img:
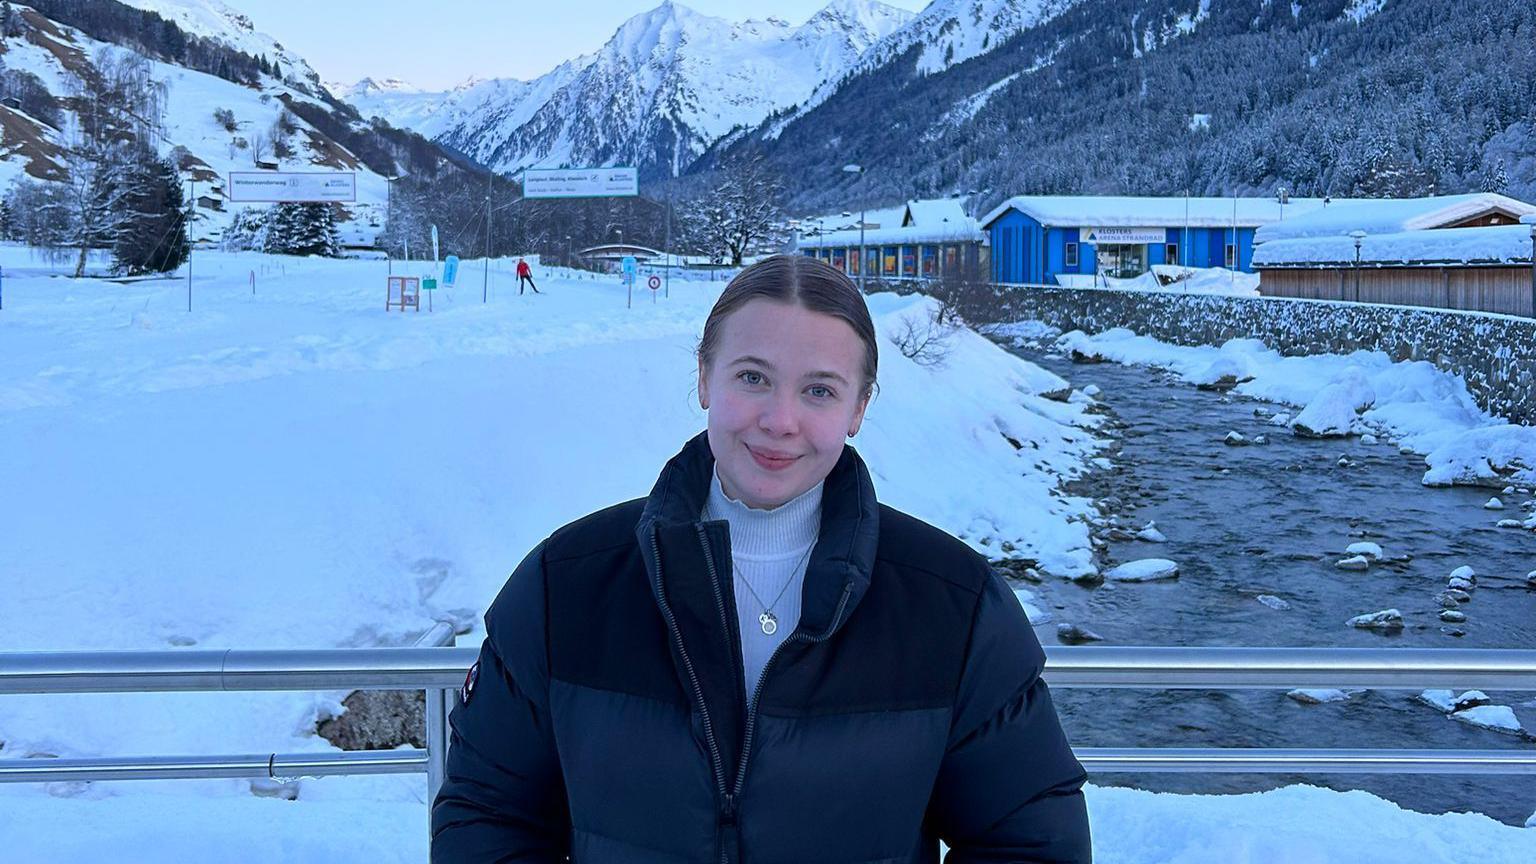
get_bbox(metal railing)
[3,645,1535,835]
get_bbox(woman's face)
[698,299,870,510]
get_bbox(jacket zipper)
[697,518,854,861]
[733,581,853,804]
[648,528,730,818]
[695,525,744,864]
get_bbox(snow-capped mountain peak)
[372,0,912,180]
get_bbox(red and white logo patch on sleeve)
[460,661,480,705]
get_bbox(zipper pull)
[721,793,738,826]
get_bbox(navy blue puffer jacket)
[432,433,1091,862]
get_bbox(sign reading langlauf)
[227,172,357,203]
[523,166,639,199]
[1084,227,1166,244]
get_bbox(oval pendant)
[759,612,778,635]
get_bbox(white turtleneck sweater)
[702,466,824,695]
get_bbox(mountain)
[706,0,1536,214]
[0,0,479,247]
[357,0,914,181]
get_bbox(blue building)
[979,195,1340,286]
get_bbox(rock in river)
[1105,559,1180,582]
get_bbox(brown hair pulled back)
[697,255,878,400]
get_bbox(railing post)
[424,630,457,844]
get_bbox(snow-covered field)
[2,248,1533,859]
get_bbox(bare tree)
[682,155,783,266]
[250,131,270,165]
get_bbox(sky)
[232,0,931,90]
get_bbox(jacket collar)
[637,431,879,636]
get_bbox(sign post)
[622,255,637,309]
[522,167,638,200]
[647,272,661,304]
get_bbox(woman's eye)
[738,371,764,386]
[808,385,834,399]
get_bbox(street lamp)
[842,163,866,293]
[1348,230,1366,303]
[1522,214,1536,318]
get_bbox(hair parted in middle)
[696,254,879,400]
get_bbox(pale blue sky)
[232,1,930,90]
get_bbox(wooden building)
[1253,194,1536,317]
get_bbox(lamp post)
[1522,214,1536,318]
[842,163,866,292]
[1349,230,1366,303]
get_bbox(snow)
[1346,609,1404,630]
[1292,370,1375,437]
[1038,329,1536,488]
[1346,542,1384,560]
[1254,193,1536,244]
[1,249,1533,858]
[1011,586,1052,625]
[1253,224,1536,268]
[1287,688,1355,704]
[1104,558,1180,582]
[0,250,1103,815]
[1449,705,1526,737]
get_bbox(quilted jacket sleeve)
[927,566,1092,863]
[431,542,571,862]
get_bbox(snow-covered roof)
[1253,224,1536,268]
[980,195,1341,230]
[903,198,970,228]
[1253,193,1536,243]
[796,197,983,248]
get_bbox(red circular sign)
[647,275,661,291]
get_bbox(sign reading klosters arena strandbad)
[227,172,357,203]
[523,167,639,199]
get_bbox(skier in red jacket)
[516,258,541,295]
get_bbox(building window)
[1225,243,1237,268]
[920,246,937,277]
[1065,242,1079,268]
[883,247,898,276]
[1165,243,1179,265]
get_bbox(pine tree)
[272,61,283,82]
[1,1,17,40]
[111,151,190,275]
[263,202,340,257]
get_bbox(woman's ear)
[697,358,710,410]
[847,392,870,437]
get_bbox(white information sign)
[1083,227,1165,244]
[228,172,356,203]
[524,167,639,199]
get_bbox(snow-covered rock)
[1224,430,1249,446]
[1485,497,1505,510]
[1135,522,1168,543]
[1270,413,1292,427]
[1450,705,1526,737]
[1056,623,1104,644]
[1081,384,1101,397]
[1192,355,1254,390]
[1287,688,1358,704]
[1105,559,1180,582]
[1453,691,1492,711]
[1335,555,1371,571]
[1449,565,1477,582]
[1439,609,1467,623]
[1360,433,1379,445]
[1345,542,1383,560]
[1292,371,1376,438]
[1346,609,1403,631]
[1012,586,1052,626]
[1497,519,1525,528]
[1416,689,1457,712]
[1256,594,1291,611]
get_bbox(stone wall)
[919,280,1536,426]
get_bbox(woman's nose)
[758,391,799,435]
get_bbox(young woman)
[432,255,1091,863]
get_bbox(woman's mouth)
[747,444,799,471]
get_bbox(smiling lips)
[747,443,800,471]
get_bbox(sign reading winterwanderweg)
[228,172,357,203]
[523,167,639,199]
